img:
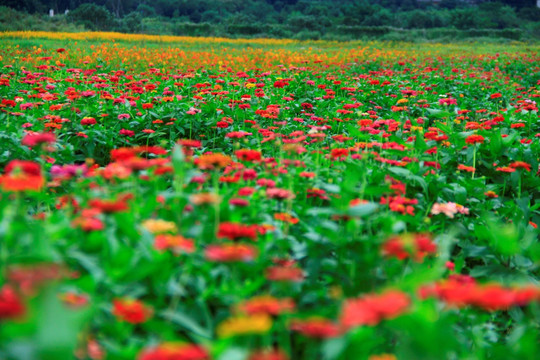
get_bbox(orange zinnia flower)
[274,213,299,224]
[194,153,232,170]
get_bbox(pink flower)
[119,129,135,137]
[22,132,56,147]
[20,103,34,110]
[431,202,469,218]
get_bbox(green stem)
[213,172,220,239]
[518,174,522,199]
[471,144,477,179]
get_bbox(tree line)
[1,0,539,41]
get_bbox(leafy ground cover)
[0,33,539,360]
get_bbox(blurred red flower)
[0,285,26,320]
[112,298,153,324]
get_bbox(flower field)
[0,33,539,360]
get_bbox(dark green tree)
[67,3,114,30]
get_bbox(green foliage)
[0,6,83,32]
[121,12,143,33]
[67,3,114,31]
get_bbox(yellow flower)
[142,219,178,234]
[217,314,272,338]
[396,98,408,104]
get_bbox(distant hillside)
[1,1,539,41]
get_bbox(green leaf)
[217,347,249,360]
[348,202,378,217]
[426,108,452,119]
[36,286,91,360]
[172,144,185,175]
[160,310,212,339]
[322,336,347,360]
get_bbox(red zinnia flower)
[0,285,26,320]
[340,290,410,328]
[81,117,97,125]
[88,195,132,213]
[457,164,475,173]
[382,233,436,261]
[72,216,104,232]
[465,135,485,145]
[290,318,342,338]
[119,129,135,137]
[205,244,258,262]
[112,298,153,324]
[236,149,262,162]
[509,161,531,172]
[178,139,202,148]
[330,148,349,160]
[217,222,259,241]
[496,166,515,173]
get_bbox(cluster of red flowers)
[380,195,418,215]
[419,275,540,311]
[290,289,411,338]
[340,290,411,328]
[217,222,260,241]
[382,233,437,262]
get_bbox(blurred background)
[0,1,539,42]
